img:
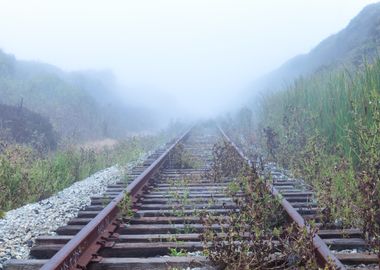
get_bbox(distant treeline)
[0,103,56,151]
[0,49,157,145]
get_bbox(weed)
[350,103,380,264]
[207,140,249,182]
[263,126,279,161]
[0,134,162,211]
[202,140,329,269]
[118,192,134,220]
[122,171,130,184]
[202,169,327,269]
[102,195,111,207]
[167,175,198,234]
[169,247,188,256]
[280,223,322,269]
[251,58,380,232]
[169,143,202,169]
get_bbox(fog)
[0,0,376,121]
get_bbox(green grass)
[256,58,380,227]
[0,134,167,212]
[168,247,188,256]
[259,59,380,162]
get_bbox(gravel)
[264,162,312,191]
[0,154,148,269]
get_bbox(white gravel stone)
[0,153,149,269]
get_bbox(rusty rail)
[40,128,192,270]
[218,126,346,270]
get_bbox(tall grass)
[0,135,165,212]
[257,58,380,232]
[259,59,379,164]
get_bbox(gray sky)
[0,0,377,118]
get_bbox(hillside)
[0,103,56,151]
[0,50,156,142]
[254,2,380,92]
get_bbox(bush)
[0,103,57,151]
[201,142,326,269]
[0,134,165,212]
[255,58,380,239]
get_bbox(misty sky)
[0,0,377,118]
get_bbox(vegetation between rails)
[222,60,380,263]
[218,58,380,263]
[118,191,134,220]
[168,142,203,170]
[166,145,205,237]
[207,140,245,182]
[201,141,332,269]
[254,59,380,257]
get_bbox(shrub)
[201,141,326,269]
[0,134,164,211]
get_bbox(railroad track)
[219,128,379,270]
[4,124,379,270]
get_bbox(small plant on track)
[118,191,134,220]
[201,140,336,269]
[169,143,202,169]
[207,140,249,182]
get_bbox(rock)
[26,240,33,247]
[0,148,160,269]
[0,165,123,267]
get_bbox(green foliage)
[256,3,380,93]
[0,103,57,151]
[202,168,325,269]
[220,108,255,146]
[208,140,248,182]
[256,58,380,230]
[168,143,202,169]
[0,135,162,212]
[0,54,102,140]
[118,192,134,220]
[0,49,161,141]
[168,248,187,256]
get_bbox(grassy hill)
[0,50,156,142]
[254,2,380,92]
[237,2,380,243]
[0,103,56,151]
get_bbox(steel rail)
[218,126,346,270]
[41,128,192,270]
